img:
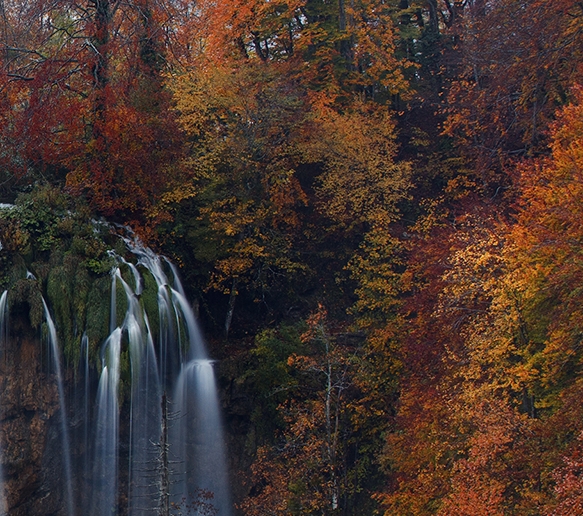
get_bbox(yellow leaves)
[349,228,403,325]
[172,65,241,139]
[346,2,412,96]
[151,183,198,213]
[223,224,237,237]
[304,99,411,229]
[436,211,506,319]
[385,87,583,516]
[170,63,313,294]
[170,36,414,311]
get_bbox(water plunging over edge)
[0,290,8,515]
[128,236,232,515]
[42,298,75,516]
[103,234,232,515]
[0,231,232,515]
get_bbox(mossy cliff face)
[0,185,242,514]
[0,186,138,514]
[0,187,120,366]
[0,310,63,515]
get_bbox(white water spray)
[42,298,75,516]
[0,290,8,515]
[0,234,232,515]
[0,290,7,349]
[91,327,122,516]
[121,237,232,515]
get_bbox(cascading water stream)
[80,333,91,516]
[91,327,122,516]
[0,290,8,515]
[121,236,232,515]
[0,231,232,515]
[116,268,163,515]
[42,298,75,516]
[0,290,7,348]
[172,358,232,515]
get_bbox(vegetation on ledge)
[0,0,583,513]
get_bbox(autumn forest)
[0,0,582,514]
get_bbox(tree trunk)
[89,0,111,136]
[159,392,170,516]
[224,278,238,338]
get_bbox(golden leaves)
[384,85,583,516]
[308,99,411,229]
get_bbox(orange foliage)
[241,305,391,514]
[196,0,411,102]
[443,0,583,178]
[382,86,583,515]
[509,85,583,393]
[552,432,583,515]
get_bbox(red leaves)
[443,0,583,178]
[66,84,181,219]
[552,433,583,516]
[0,0,184,228]
[382,85,583,515]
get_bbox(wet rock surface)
[0,312,63,515]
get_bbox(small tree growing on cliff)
[156,392,218,516]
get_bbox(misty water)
[0,233,232,515]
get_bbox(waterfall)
[0,290,7,350]
[91,327,122,516]
[120,236,232,515]
[0,290,8,515]
[42,298,75,516]
[80,333,91,516]
[93,235,231,515]
[172,359,232,515]
[115,267,163,515]
[0,233,232,515]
